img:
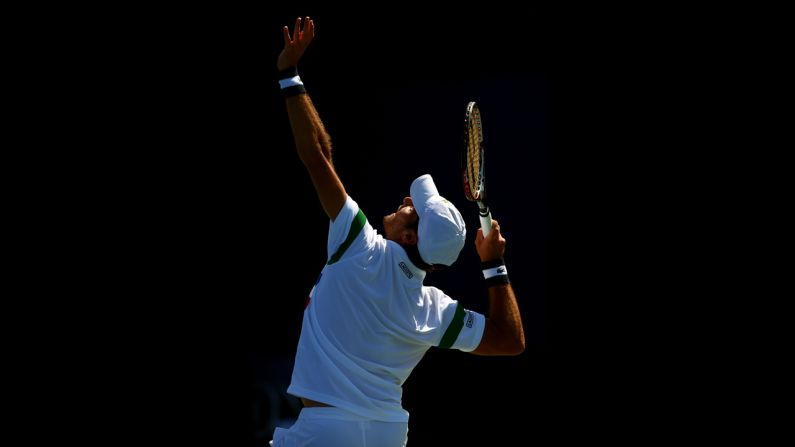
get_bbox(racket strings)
[467,114,482,195]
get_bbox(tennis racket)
[462,101,493,236]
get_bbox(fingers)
[306,16,315,40]
[284,16,314,46]
[475,221,505,262]
[487,219,501,239]
[487,220,506,249]
[476,221,502,242]
[293,17,302,43]
[486,219,500,240]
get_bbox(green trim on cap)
[438,304,466,349]
[327,209,366,265]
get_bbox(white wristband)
[278,76,304,89]
[482,265,508,279]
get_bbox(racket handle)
[479,211,493,237]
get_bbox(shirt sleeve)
[420,287,485,352]
[326,196,372,264]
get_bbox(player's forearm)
[485,284,525,354]
[285,94,333,164]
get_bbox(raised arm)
[470,219,525,356]
[278,17,346,220]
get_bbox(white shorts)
[270,406,408,447]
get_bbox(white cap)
[410,174,466,266]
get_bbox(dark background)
[56,4,720,445]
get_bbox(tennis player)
[272,17,525,446]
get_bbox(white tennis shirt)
[287,196,485,422]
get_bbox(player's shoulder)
[420,285,446,299]
[335,195,359,219]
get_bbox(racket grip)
[479,211,493,237]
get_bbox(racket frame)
[462,101,493,236]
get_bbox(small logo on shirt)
[497,266,506,274]
[465,311,474,328]
[398,261,414,279]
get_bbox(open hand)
[277,16,315,70]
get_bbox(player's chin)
[382,215,393,235]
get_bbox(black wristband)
[278,66,305,97]
[282,84,306,98]
[485,275,511,287]
[278,66,298,79]
[481,257,509,287]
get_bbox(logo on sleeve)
[465,311,474,328]
[398,262,414,279]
